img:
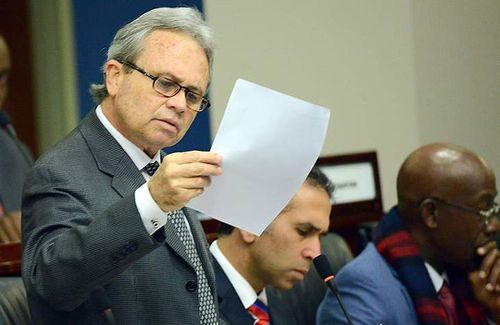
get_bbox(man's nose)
[485,215,499,234]
[303,236,322,260]
[165,90,187,113]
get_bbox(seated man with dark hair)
[317,143,500,324]
[267,232,353,325]
[210,166,334,325]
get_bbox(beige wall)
[29,0,78,153]
[205,0,499,210]
[413,0,500,186]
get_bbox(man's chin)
[273,280,295,291]
[153,135,181,150]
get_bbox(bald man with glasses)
[317,143,500,325]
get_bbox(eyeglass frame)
[117,60,210,112]
[424,197,500,227]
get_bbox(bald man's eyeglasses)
[118,60,210,112]
[430,198,500,226]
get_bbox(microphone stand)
[324,277,353,325]
[314,254,354,325]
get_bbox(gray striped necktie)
[168,209,218,324]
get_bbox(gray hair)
[89,7,215,104]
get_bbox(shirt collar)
[96,105,161,170]
[424,262,446,292]
[210,240,260,309]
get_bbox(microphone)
[91,288,115,324]
[314,254,353,325]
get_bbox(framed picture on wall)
[316,151,384,254]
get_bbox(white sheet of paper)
[188,79,330,235]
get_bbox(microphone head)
[313,254,335,282]
[314,256,352,324]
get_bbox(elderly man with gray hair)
[22,7,222,324]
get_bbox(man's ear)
[239,229,258,245]
[419,198,438,229]
[104,59,123,96]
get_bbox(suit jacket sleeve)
[21,133,164,312]
[316,267,388,325]
[315,243,418,325]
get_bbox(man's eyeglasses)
[429,197,500,227]
[117,60,210,112]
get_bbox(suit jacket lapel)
[213,257,255,324]
[164,208,217,280]
[185,208,216,289]
[163,215,192,266]
[79,110,205,272]
[79,109,144,198]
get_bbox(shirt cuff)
[135,183,169,235]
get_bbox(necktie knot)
[248,299,270,325]
[144,161,159,176]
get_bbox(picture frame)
[316,151,384,254]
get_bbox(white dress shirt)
[424,262,445,292]
[96,105,169,234]
[210,240,268,308]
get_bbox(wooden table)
[0,241,21,276]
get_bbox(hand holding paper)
[188,79,330,235]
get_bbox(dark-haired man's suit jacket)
[22,109,219,324]
[213,258,297,325]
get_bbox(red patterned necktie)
[438,281,460,325]
[247,299,270,325]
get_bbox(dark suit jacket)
[21,109,219,324]
[316,243,418,325]
[0,119,33,213]
[213,256,297,325]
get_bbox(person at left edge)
[21,7,223,325]
[0,35,33,220]
[211,167,333,325]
